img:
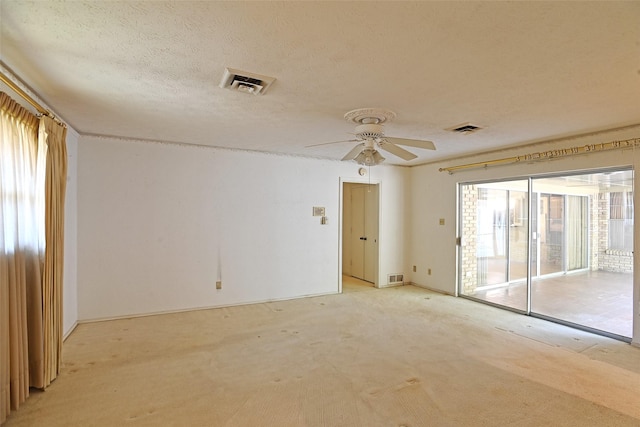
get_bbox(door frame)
[338,177,381,293]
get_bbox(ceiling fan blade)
[384,137,436,150]
[342,143,365,161]
[305,139,359,148]
[378,141,417,161]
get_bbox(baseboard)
[377,282,404,289]
[408,281,455,296]
[63,322,78,341]
[76,290,340,325]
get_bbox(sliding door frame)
[457,167,634,342]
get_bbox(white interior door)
[347,184,378,284]
[351,186,365,279]
[363,185,379,283]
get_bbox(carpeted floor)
[4,278,639,426]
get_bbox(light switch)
[439,218,445,225]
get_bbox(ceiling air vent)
[219,68,276,95]
[447,123,483,135]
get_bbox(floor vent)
[447,123,483,135]
[219,68,276,95]
[388,274,404,284]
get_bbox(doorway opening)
[342,182,379,291]
[458,168,633,341]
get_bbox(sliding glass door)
[529,172,632,338]
[458,169,633,340]
[459,180,528,312]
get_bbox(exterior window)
[0,106,45,254]
[609,192,633,252]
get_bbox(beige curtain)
[39,115,67,387]
[0,92,43,423]
[0,92,66,423]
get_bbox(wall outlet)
[216,281,222,290]
[413,265,416,272]
[439,218,445,225]
[428,268,432,275]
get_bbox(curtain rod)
[439,137,640,174]
[0,71,60,122]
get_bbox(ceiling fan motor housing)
[355,123,384,140]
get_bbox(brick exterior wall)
[597,192,633,273]
[461,185,478,293]
[590,193,599,271]
[600,250,634,272]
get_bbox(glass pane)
[477,187,507,286]
[531,170,633,338]
[459,180,528,311]
[508,190,528,282]
[538,194,564,275]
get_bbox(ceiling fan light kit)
[355,148,385,166]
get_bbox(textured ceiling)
[1,1,639,166]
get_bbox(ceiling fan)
[308,108,436,166]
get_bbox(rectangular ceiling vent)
[447,123,483,135]
[219,68,276,95]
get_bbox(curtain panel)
[0,92,42,423]
[39,115,67,387]
[0,92,66,423]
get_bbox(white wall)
[63,128,79,337]
[378,171,411,286]
[77,136,409,320]
[409,126,640,345]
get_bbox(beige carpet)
[4,278,640,426]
